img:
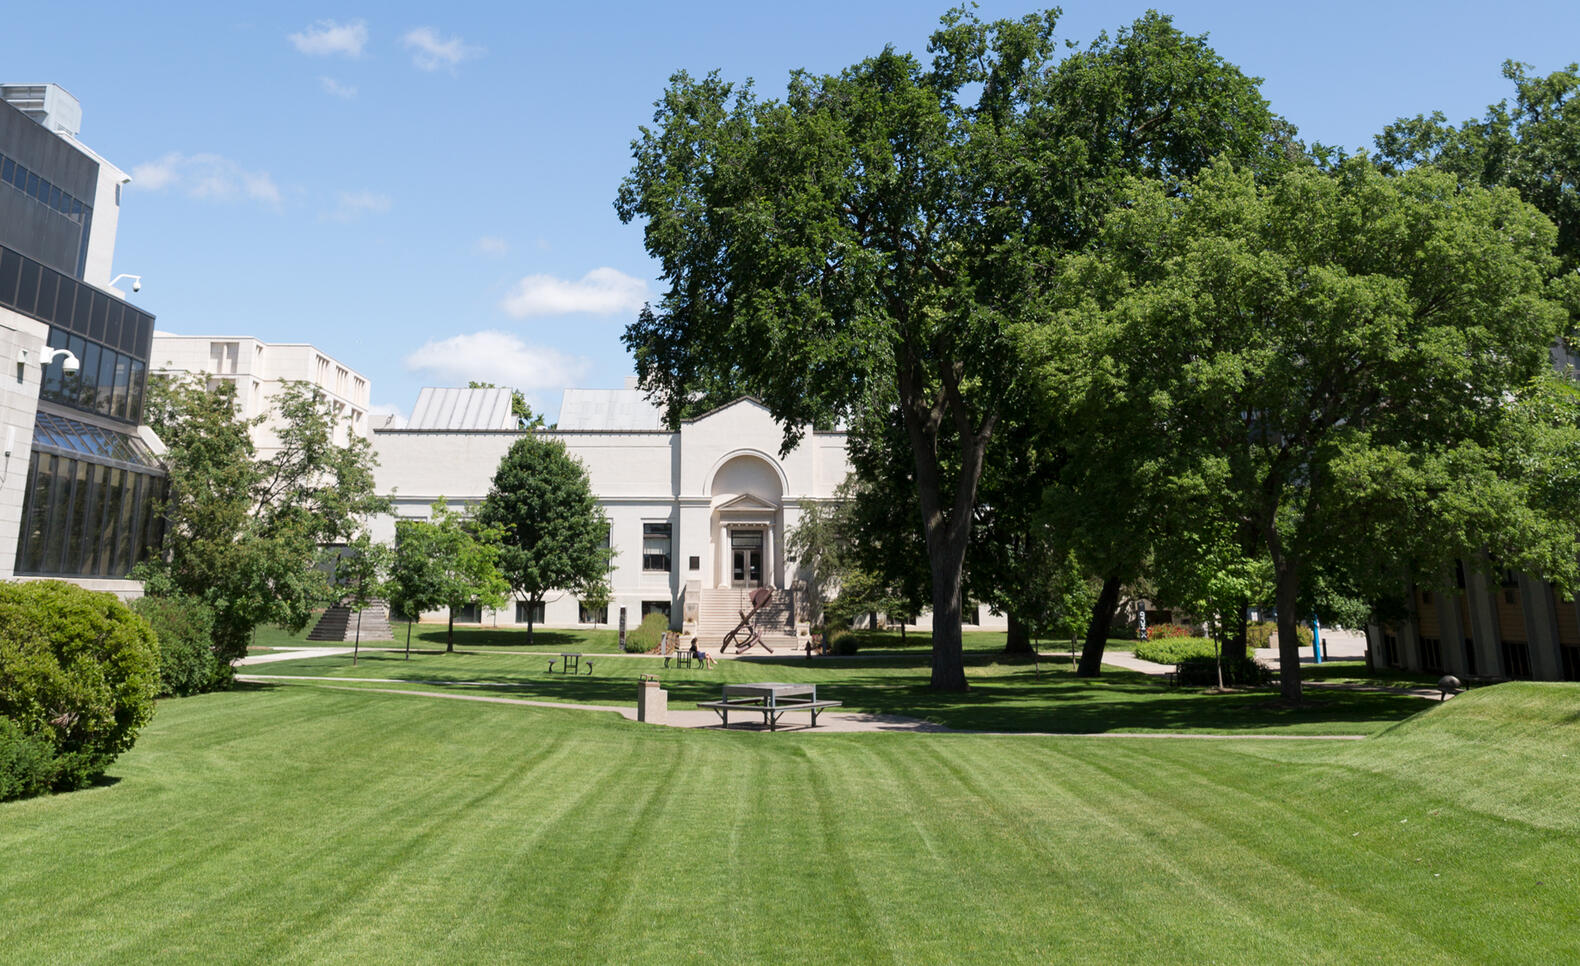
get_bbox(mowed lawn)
[2,683,1577,964]
[245,645,1428,735]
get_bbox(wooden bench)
[548,652,593,674]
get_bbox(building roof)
[409,387,516,430]
[557,389,666,431]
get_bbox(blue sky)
[5,1,1578,423]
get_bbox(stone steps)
[696,587,794,648]
[307,602,394,642]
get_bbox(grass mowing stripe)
[5,683,1578,963]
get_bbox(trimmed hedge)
[625,612,669,653]
[0,717,56,802]
[826,627,859,655]
[131,595,232,697]
[1247,621,1314,650]
[1175,656,1275,687]
[0,581,160,794]
[1134,637,1218,664]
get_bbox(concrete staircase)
[307,601,394,642]
[697,587,797,651]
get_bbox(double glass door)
[730,530,763,587]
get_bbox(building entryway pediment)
[714,493,777,512]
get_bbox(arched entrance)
[706,452,785,589]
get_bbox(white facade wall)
[0,306,48,578]
[371,394,1008,633]
[149,335,370,454]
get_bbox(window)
[453,603,482,624]
[579,601,608,624]
[962,604,980,626]
[1419,637,1443,674]
[516,600,545,625]
[210,341,239,374]
[688,555,700,571]
[641,600,671,619]
[1501,641,1532,679]
[642,522,671,572]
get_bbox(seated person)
[689,638,717,668]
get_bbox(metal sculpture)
[721,587,775,654]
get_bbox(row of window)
[0,151,92,226]
[451,600,624,625]
[0,245,154,359]
[41,328,147,424]
[15,449,167,578]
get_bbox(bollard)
[637,676,668,724]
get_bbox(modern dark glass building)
[0,84,165,586]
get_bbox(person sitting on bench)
[690,639,717,669]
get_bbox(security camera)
[43,348,81,374]
[131,279,141,293]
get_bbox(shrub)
[625,612,669,653]
[0,717,56,802]
[131,595,231,697]
[1148,622,1192,639]
[825,627,859,655]
[1247,621,1314,650]
[1175,656,1274,687]
[0,581,160,792]
[1134,636,1219,664]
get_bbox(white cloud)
[401,26,483,71]
[501,267,648,319]
[404,331,590,396]
[328,190,393,222]
[289,19,368,57]
[474,236,509,256]
[130,152,282,206]
[320,76,357,99]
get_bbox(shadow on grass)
[400,626,623,652]
[272,650,1425,733]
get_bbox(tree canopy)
[388,499,510,653]
[139,377,387,661]
[1054,158,1577,699]
[476,437,613,644]
[618,7,1291,689]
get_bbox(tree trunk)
[1222,601,1248,663]
[354,609,362,666]
[527,610,535,646]
[1274,556,1304,702]
[893,354,996,692]
[1004,612,1033,655]
[447,613,455,654]
[1075,574,1124,678]
[926,556,969,690]
[405,618,412,660]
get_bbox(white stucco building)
[370,385,1005,642]
[149,335,371,454]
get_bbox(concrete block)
[637,679,668,724]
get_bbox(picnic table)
[696,682,841,731]
[549,652,593,674]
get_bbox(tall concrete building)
[0,84,166,592]
[149,335,371,456]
